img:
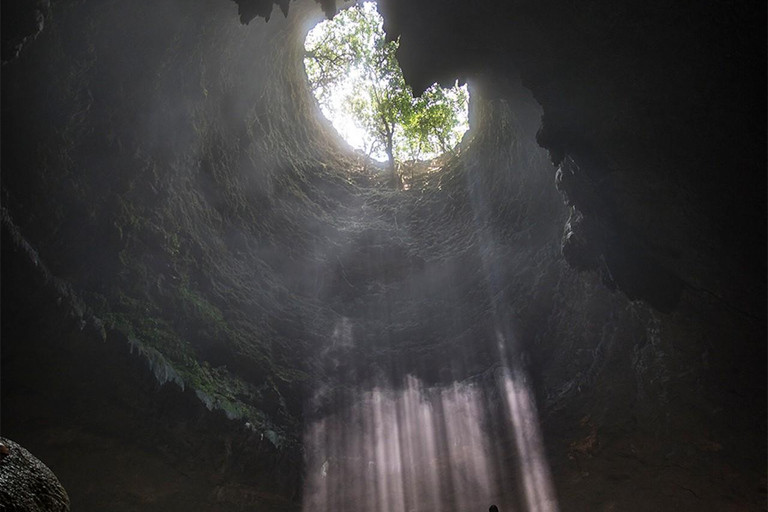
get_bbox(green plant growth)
[304,1,468,183]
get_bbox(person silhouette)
[489,506,499,512]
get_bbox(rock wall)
[376,0,766,316]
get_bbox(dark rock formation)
[0,437,70,512]
[1,0,50,64]
[1,0,764,510]
[233,0,337,22]
[376,0,766,318]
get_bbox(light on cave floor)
[303,1,469,165]
[302,369,559,512]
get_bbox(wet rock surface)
[0,437,70,512]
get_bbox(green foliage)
[304,2,468,173]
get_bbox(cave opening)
[303,1,469,187]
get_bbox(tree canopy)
[304,2,469,182]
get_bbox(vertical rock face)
[0,438,70,512]
[1,0,764,511]
[376,0,766,317]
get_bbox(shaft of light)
[302,370,559,511]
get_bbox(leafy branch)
[303,2,468,186]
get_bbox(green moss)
[177,283,226,327]
[98,271,297,449]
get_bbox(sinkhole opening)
[303,1,469,176]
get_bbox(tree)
[304,2,468,184]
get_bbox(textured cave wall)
[376,0,767,317]
[1,0,766,510]
[2,0,353,508]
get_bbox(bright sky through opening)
[304,2,469,162]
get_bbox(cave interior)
[0,0,766,511]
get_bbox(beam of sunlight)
[302,366,559,512]
[500,367,559,512]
